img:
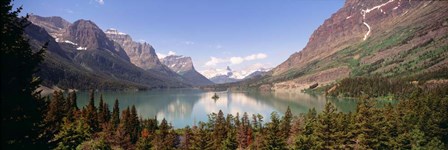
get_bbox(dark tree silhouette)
[1,1,45,148]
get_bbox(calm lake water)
[76,89,360,128]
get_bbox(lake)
[76,89,359,128]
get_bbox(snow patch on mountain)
[360,0,395,40]
[105,28,127,35]
[76,47,87,50]
[62,40,78,45]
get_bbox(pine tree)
[98,94,105,125]
[121,107,131,134]
[1,1,45,148]
[85,90,98,131]
[264,112,286,149]
[280,106,293,140]
[68,91,78,110]
[114,123,132,149]
[66,91,78,122]
[129,105,140,143]
[194,122,213,149]
[52,118,92,150]
[222,126,237,149]
[237,112,252,149]
[111,98,120,129]
[152,118,178,149]
[315,102,338,149]
[252,114,259,132]
[102,103,111,124]
[294,108,319,149]
[353,98,378,149]
[212,110,227,149]
[44,90,66,141]
[378,103,398,149]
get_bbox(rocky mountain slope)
[104,28,188,83]
[26,15,190,89]
[227,0,448,92]
[161,55,213,86]
[28,15,70,37]
[61,20,130,61]
[105,29,165,71]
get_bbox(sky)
[12,0,344,74]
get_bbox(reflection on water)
[77,89,358,128]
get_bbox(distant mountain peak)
[161,55,194,74]
[226,66,233,76]
[202,65,272,84]
[161,55,213,86]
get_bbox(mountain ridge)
[26,15,191,89]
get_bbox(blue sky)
[13,0,344,73]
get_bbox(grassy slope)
[205,4,448,91]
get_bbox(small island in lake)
[212,93,219,100]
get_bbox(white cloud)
[204,53,268,66]
[183,41,194,45]
[244,53,267,61]
[156,53,166,59]
[230,57,244,64]
[95,0,104,5]
[205,57,226,66]
[168,51,176,55]
[256,53,267,59]
[157,51,177,59]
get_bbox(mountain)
[61,20,130,61]
[105,29,163,71]
[243,70,269,80]
[161,55,214,86]
[28,14,70,38]
[222,0,448,91]
[104,28,188,82]
[207,66,240,84]
[202,65,272,84]
[26,15,190,90]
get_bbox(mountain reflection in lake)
[76,89,357,128]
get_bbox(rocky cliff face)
[59,20,129,61]
[256,0,448,91]
[105,29,163,70]
[161,55,213,86]
[28,14,70,38]
[161,55,194,74]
